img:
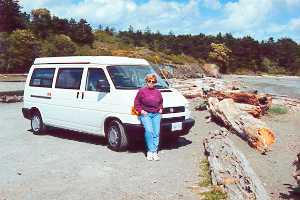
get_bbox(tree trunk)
[204,130,270,200]
[207,97,275,153]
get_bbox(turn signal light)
[131,106,140,115]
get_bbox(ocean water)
[0,82,25,92]
[223,75,300,99]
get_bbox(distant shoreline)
[223,74,300,79]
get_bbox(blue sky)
[20,0,300,42]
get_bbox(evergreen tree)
[0,0,27,32]
[70,19,94,45]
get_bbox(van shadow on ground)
[29,128,192,153]
[279,184,300,199]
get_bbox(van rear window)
[29,68,55,88]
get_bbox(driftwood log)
[207,97,275,153]
[207,90,272,113]
[204,130,270,200]
[0,95,23,103]
[293,153,300,186]
[235,103,262,118]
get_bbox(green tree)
[0,32,9,72]
[70,19,94,45]
[31,8,52,38]
[51,16,70,35]
[0,0,28,32]
[208,43,232,73]
[41,34,76,57]
[276,38,299,72]
[7,29,40,72]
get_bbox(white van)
[22,56,195,151]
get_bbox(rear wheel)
[107,120,128,151]
[31,111,46,135]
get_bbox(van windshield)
[107,65,169,89]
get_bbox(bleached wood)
[207,97,275,153]
[204,130,270,200]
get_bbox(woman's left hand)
[159,108,163,114]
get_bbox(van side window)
[55,68,83,89]
[29,68,55,88]
[86,68,109,91]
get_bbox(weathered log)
[207,90,272,114]
[204,130,270,200]
[181,89,203,99]
[0,95,23,103]
[235,103,262,118]
[207,97,275,153]
[293,153,300,186]
[202,63,221,78]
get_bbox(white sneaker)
[146,152,153,161]
[152,152,160,161]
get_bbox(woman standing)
[134,74,163,161]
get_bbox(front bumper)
[124,118,195,140]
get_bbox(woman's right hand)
[141,110,148,116]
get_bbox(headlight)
[185,103,191,119]
[184,103,190,111]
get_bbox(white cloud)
[19,0,300,42]
[289,17,300,32]
[223,0,273,30]
[285,0,300,8]
[199,0,277,41]
[20,0,202,33]
[122,0,201,33]
[203,0,221,10]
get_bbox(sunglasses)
[147,80,156,83]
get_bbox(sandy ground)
[0,101,219,200]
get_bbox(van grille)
[161,116,185,124]
[162,106,185,114]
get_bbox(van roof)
[34,56,149,65]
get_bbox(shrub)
[269,105,288,114]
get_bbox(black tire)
[107,120,128,151]
[31,111,46,135]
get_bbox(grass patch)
[199,159,212,187]
[202,187,227,200]
[198,159,227,200]
[0,74,27,82]
[269,105,288,114]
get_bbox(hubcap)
[32,116,40,132]
[108,126,119,147]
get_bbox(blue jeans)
[139,112,161,152]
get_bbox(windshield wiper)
[116,86,140,90]
[155,85,168,89]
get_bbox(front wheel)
[107,120,128,151]
[31,112,46,135]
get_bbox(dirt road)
[0,102,219,200]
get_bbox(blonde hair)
[145,74,157,83]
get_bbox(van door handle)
[76,92,79,99]
[81,92,84,99]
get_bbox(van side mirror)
[96,80,110,93]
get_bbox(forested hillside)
[1,0,300,75]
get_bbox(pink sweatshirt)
[134,87,163,113]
